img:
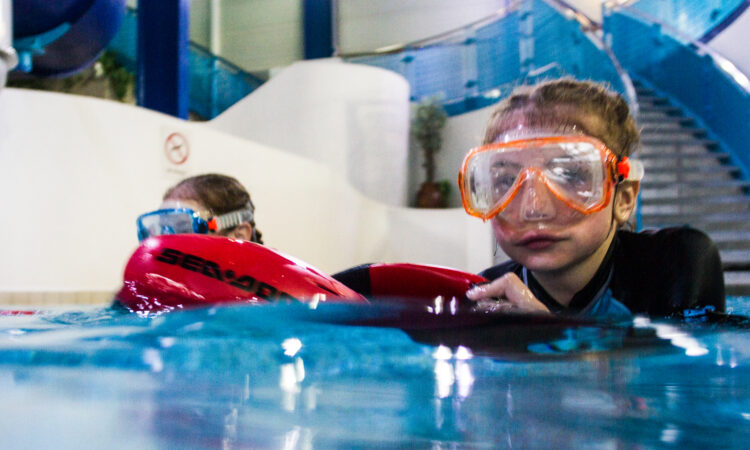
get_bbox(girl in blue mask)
[138,173,263,244]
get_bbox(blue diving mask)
[136,206,254,242]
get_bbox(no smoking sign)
[165,132,189,165]
[162,130,192,176]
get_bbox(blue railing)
[107,8,264,119]
[604,5,750,182]
[187,43,263,119]
[110,1,637,119]
[345,0,634,116]
[628,0,747,41]
[106,1,748,121]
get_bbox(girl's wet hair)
[483,78,640,158]
[164,173,264,244]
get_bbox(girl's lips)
[517,233,563,250]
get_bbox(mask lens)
[464,151,515,215]
[541,141,605,211]
[137,209,203,241]
[460,137,611,218]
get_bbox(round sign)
[164,132,189,165]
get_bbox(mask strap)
[208,204,255,232]
[617,158,644,183]
[616,157,630,180]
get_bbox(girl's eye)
[489,161,522,194]
[490,170,518,193]
[548,162,589,186]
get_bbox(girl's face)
[161,197,255,241]
[486,124,620,276]
[492,180,616,275]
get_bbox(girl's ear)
[227,223,254,241]
[613,181,640,227]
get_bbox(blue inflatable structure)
[12,0,127,77]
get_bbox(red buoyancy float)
[116,234,489,313]
[116,234,368,312]
[332,263,488,309]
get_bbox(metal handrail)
[338,0,637,113]
[546,0,638,113]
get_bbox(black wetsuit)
[480,227,725,318]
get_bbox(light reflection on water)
[0,300,748,448]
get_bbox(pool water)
[1,298,750,448]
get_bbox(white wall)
[336,0,510,54]
[564,0,608,23]
[186,0,511,66]
[0,88,493,298]
[211,59,411,206]
[182,0,609,70]
[706,7,750,80]
[189,0,211,50]
[188,0,303,72]
[209,58,500,209]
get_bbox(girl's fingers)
[466,273,550,313]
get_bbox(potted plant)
[413,98,449,208]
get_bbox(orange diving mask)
[457,135,642,220]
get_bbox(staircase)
[634,82,750,296]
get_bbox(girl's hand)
[466,273,550,314]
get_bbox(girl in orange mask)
[462,79,724,318]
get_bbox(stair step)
[641,185,748,199]
[638,147,729,158]
[724,263,750,272]
[640,179,750,190]
[724,273,750,296]
[635,86,655,95]
[724,261,750,272]
[709,230,750,249]
[640,126,706,136]
[638,151,728,160]
[638,105,683,114]
[643,163,728,173]
[637,115,694,125]
[721,249,750,264]
[639,146,727,156]
[711,229,750,240]
[689,222,750,233]
[633,82,750,284]
[642,163,729,174]
[725,286,750,297]
[720,251,750,275]
[636,96,670,105]
[644,165,739,176]
[718,243,750,251]
[641,211,750,230]
[644,181,740,191]
[640,138,719,147]
[641,225,750,233]
[641,200,750,215]
[640,194,750,206]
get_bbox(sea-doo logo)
[155,248,299,302]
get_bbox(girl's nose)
[518,174,556,221]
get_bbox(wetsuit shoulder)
[613,227,725,314]
[479,260,523,281]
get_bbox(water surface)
[1,298,749,448]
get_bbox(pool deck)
[0,291,114,306]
